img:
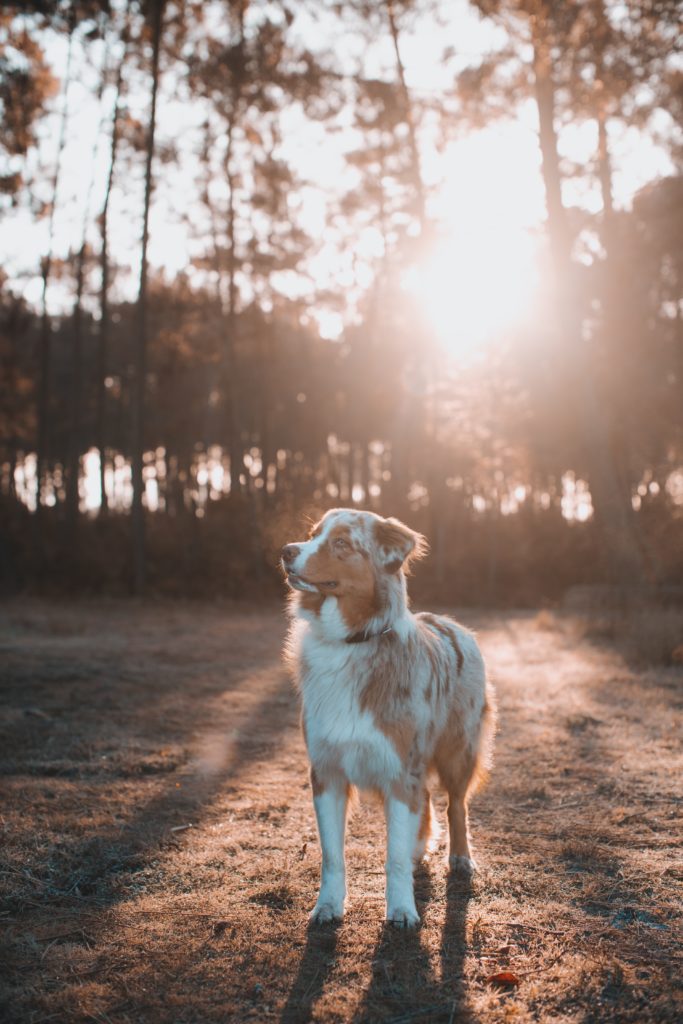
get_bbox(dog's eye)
[333,537,351,553]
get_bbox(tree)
[131,0,165,592]
[0,11,56,198]
[97,1,130,515]
[186,1,328,496]
[35,16,75,514]
[65,10,111,527]
[0,276,37,495]
[451,0,680,582]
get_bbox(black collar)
[345,624,394,645]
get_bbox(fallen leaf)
[486,971,520,988]
[212,921,229,936]
[244,126,262,146]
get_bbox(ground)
[0,601,681,1024]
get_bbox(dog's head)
[281,509,427,631]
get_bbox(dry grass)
[1,600,681,1023]
[573,605,683,666]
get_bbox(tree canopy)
[0,0,681,597]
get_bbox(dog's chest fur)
[299,636,404,791]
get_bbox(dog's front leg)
[385,795,421,928]
[310,781,348,924]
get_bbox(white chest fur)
[300,635,402,792]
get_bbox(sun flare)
[404,225,540,357]
[403,121,544,357]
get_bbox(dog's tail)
[468,681,497,797]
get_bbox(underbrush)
[575,606,683,666]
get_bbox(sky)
[0,0,677,357]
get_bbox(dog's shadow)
[280,864,474,1024]
[439,868,476,1022]
[280,916,341,1024]
[353,864,475,1023]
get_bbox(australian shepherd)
[282,508,495,928]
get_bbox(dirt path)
[1,602,681,1023]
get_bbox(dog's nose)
[281,544,300,566]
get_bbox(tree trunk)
[592,0,615,251]
[66,16,110,528]
[596,106,614,236]
[530,5,646,584]
[224,113,245,496]
[531,18,569,270]
[36,28,74,514]
[65,246,85,526]
[131,0,164,593]
[591,47,654,578]
[8,445,17,502]
[386,0,426,231]
[197,117,222,451]
[97,5,129,517]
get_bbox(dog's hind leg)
[445,787,476,876]
[412,789,438,863]
[435,740,478,876]
[435,690,495,876]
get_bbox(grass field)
[1,601,681,1023]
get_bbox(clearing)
[0,601,681,1023]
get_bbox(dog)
[282,508,495,928]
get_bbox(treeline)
[0,0,681,600]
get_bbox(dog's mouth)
[285,570,338,593]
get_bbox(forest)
[0,0,681,601]
[2,7,683,1022]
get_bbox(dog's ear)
[374,517,428,574]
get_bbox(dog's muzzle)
[281,545,338,592]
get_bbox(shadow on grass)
[348,865,475,1024]
[551,693,679,1001]
[280,919,342,1024]
[5,669,297,915]
[439,870,475,1023]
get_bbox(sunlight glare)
[81,449,101,512]
[406,120,543,357]
[404,225,539,357]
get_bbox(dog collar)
[345,624,394,645]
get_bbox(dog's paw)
[448,855,477,877]
[309,901,344,926]
[387,904,420,929]
[412,843,429,865]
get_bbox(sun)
[404,223,540,358]
[405,117,545,358]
